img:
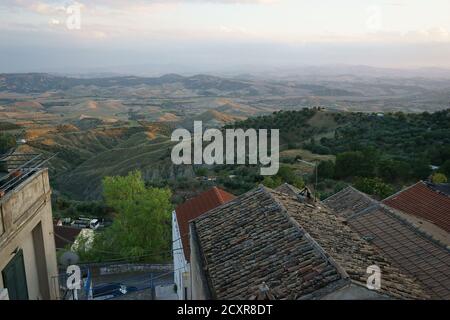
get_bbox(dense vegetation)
[75,171,172,263]
[226,108,450,199]
[0,132,16,155]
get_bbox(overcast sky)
[1,0,450,74]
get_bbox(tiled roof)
[383,181,450,233]
[191,185,428,300]
[323,186,378,219]
[175,186,235,261]
[324,186,450,299]
[275,183,303,198]
[54,225,82,249]
[425,182,450,197]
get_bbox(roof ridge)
[266,189,351,285]
[340,188,450,251]
[321,186,352,202]
[211,186,224,203]
[382,180,423,202]
[378,202,450,252]
[424,181,450,199]
[347,185,379,203]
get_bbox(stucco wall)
[0,169,59,300]
[172,211,190,300]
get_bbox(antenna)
[59,251,80,267]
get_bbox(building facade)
[172,187,235,300]
[0,168,59,300]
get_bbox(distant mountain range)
[0,73,252,94]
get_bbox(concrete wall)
[172,211,190,300]
[0,169,59,300]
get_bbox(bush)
[431,173,448,184]
[318,160,335,179]
[0,133,16,154]
[353,177,394,199]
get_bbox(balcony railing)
[0,153,55,199]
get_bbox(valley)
[1,70,450,202]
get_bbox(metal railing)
[0,153,56,198]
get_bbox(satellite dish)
[59,251,80,266]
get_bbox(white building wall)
[172,211,190,300]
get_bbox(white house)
[172,187,235,300]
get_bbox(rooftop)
[425,182,450,197]
[0,153,54,200]
[175,186,235,260]
[324,186,450,299]
[191,185,428,300]
[53,224,82,249]
[383,181,450,233]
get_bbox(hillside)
[17,122,192,200]
[226,108,450,198]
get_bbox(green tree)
[378,159,411,182]
[262,176,283,189]
[77,171,172,262]
[438,160,450,177]
[318,160,335,179]
[431,173,448,184]
[0,133,16,154]
[411,159,431,180]
[353,177,394,199]
[335,151,376,179]
[276,165,304,188]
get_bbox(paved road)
[91,271,174,300]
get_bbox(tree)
[335,150,377,179]
[0,133,16,154]
[378,159,411,182]
[431,173,448,184]
[411,159,431,180]
[262,176,283,189]
[353,177,394,199]
[276,165,304,188]
[438,160,450,177]
[318,160,335,179]
[77,171,172,262]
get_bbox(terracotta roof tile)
[383,181,450,233]
[175,186,235,260]
[53,225,82,249]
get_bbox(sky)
[1,0,450,74]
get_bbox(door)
[2,249,29,300]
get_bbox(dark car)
[92,283,138,300]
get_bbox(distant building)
[0,166,59,300]
[189,185,428,300]
[172,186,235,300]
[325,186,450,299]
